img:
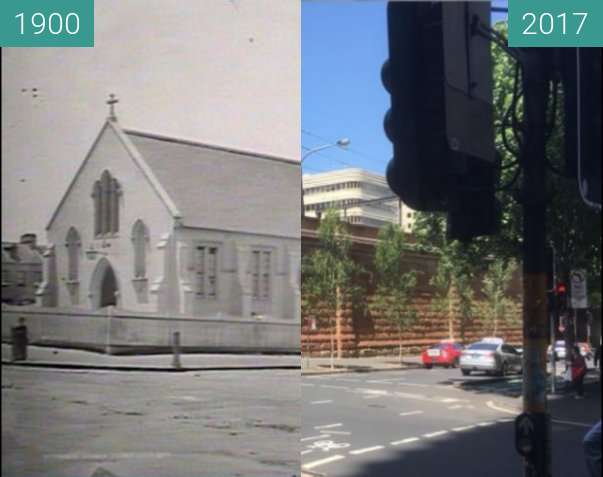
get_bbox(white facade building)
[37,118,301,324]
[302,168,416,232]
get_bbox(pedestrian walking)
[571,345,588,399]
[584,420,602,477]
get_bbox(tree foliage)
[371,224,418,361]
[479,258,519,336]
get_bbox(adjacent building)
[302,168,416,232]
[1,234,44,305]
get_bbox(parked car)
[547,340,567,361]
[459,337,522,376]
[421,341,464,369]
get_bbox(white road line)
[448,405,463,410]
[301,450,313,456]
[391,437,421,446]
[552,419,592,428]
[452,425,476,432]
[497,418,514,423]
[363,395,384,400]
[325,431,351,436]
[315,423,343,430]
[301,383,315,387]
[301,435,330,442]
[399,410,424,417]
[367,379,394,384]
[349,445,385,456]
[440,398,461,403]
[486,400,518,415]
[423,430,449,438]
[303,455,345,470]
[321,385,349,390]
[310,400,333,405]
[477,421,495,427]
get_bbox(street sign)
[570,269,588,309]
[515,412,536,457]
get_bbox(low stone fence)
[1,305,299,354]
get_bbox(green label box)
[509,0,603,47]
[0,0,94,47]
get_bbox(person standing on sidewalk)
[571,345,588,399]
[584,420,601,477]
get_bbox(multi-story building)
[1,234,44,305]
[302,168,416,232]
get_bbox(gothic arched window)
[131,220,149,279]
[65,227,81,281]
[92,171,121,236]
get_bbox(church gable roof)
[124,130,300,238]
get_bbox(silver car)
[460,339,523,376]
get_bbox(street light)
[301,138,351,217]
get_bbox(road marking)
[452,425,476,432]
[497,418,514,423]
[363,395,384,400]
[310,400,333,405]
[301,435,329,442]
[486,400,518,415]
[440,398,461,403]
[315,423,342,430]
[423,430,449,438]
[349,445,385,455]
[391,437,420,446]
[325,430,351,435]
[448,405,463,410]
[321,385,349,390]
[477,421,496,427]
[552,419,592,428]
[301,383,315,387]
[399,410,424,417]
[301,450,313,456]
[367,379,395,384]
[303,455,345,470]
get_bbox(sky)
[1,0,300,242]
[301,0,508,177]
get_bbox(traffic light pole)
[519,49,553,477]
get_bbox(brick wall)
[301,217,523,357]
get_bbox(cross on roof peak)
[106,94,119,121]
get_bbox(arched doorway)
[90,258,120,309]
[100,266,117,307]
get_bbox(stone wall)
[301,217,523,357]
[2,305,299,354]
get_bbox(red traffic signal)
[556,283,567,294]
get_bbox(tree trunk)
[448,286,455,340]
[398,325,403,364]
[329,316,335,370]
[335,286,343,359]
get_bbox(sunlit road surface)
[302,367,597,477]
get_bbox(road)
[2,366,300,477]
[302,367,599,477]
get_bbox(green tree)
[479,258,518,336]
[413,213,478,343]
[371,224,418,362]
[301,210,364,366]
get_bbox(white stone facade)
[302,168,416,232]
[38,119,301,324]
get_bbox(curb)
[302,363,422,376]
[2,360,301,373]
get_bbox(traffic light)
[382,2,500,240]
[561,48,602,208]
[556,282,568,312]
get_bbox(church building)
[36,106,301,329]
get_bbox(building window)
[131,220,149,279]
[251,250,272,300]
[65,227,81,282]
[195,245,218,299]
[92,170,121,236]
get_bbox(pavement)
[2,343,300,371]
[301,355,422,375]
[301,366,601,477]
[2,365,300,477]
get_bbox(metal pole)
[549,243,557,394]
[172,331,182,369]
[520,49,552,477]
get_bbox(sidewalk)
[301,355,423,375]
[1,343,300,371]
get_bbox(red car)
[422,341,464,369]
